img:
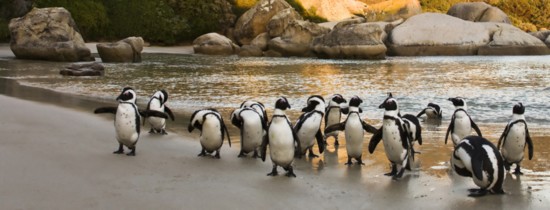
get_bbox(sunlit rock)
[447,2,510,24]
[97,37,144,63]
[267,7,303,38]
[267,20,330,57]
[9,7,93,62]
[233,0,292,45]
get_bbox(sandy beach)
[1,44,549,209]
[0,93,549,210]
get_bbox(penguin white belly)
[325,110,340,137]
[426,109,437,118]
[115,104,139,147]
[502,124,526,163]
[345,117,364,158]
[297,115,322,149]
[452,114,472,144]
[200,116,223,152]
[241,117,263,153]
[269,122,295,166]
[148,101,166,129]
[382,121,407,163]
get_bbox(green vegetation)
[1,0,548,44]
[420,0,549,31]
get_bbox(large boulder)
[8,7,93,62]
[447,2,510,24]
[296,0,366,21]
[389,13,548,56]
[267,20,330,57]
[389,13,490,56]
[530,30,550,47]
[478,23,549,55]
[97,37,144,63]
[266,8,303,38]
[233,0,292,45]
[312,18,389,59]
[193,33,239,55]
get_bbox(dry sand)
[0,94,548,210]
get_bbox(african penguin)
[240,100,269,125]
[146,89,175,135]
[368,93,413,179]
[451,135,506,197]
[325,96,377,165]
[416,103,442,119]
[324,94,347,146]
[294,95,326,158]
[402,114,422,155]
[261,97,301,177]
[188,109,231,159]
[231,107,267,158]
[445,97,482,146]
[497,102,534,175]
[94,87,168,156]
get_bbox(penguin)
[451,135,506,197]
[94,87,168,156]
[324,96,377,165]
[368,93,413,179]
[445,97,482,146]
[145,89,175,135]
[188,109,231,159]
[240,100,269,124]
[416,103,442,119]
[324,94,347,146]
[497,102,534,175]
[260,97,301,177]
[402,114,422,154]
[294,95,326,157]
[231,107,267,158]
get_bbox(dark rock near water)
[97,37,144,63]
[60,62,104,76]
[9,7,93,62]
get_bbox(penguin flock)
[94,87,535,197]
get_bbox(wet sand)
[1,94,549,209]
[1,44,549,209]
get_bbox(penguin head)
[302,95,325,112]
[117,87,137,103]
[513,102,525,115]
[448,97,466,108]
[379,93,398,111]
[349,95,363,107]
[330,94,347,105]
[275,97,291,110]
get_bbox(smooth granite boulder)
[193,33,239,55]
[97,37,144,63]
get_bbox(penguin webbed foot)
[385,164,398,176]
[345,157,353,166]
[252,150,259,158]
[513,166,524,175]
[267,166,278,176]
[126,150,136,156]
[113,144,124,154]
[214,151,221,159]
[197,149,207,157]
[238,151,247,158]
[160,129,168,135]
[356,158,365,165]
[284,166,296,178]
[148,128,156,134]
[467,188,488,197]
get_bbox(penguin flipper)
[471,155,485,181]
[315,129,325,154]
[260,132,269,162]
[361,120,377,134]
[94,107,117,114]
[416,108,426,118]
[470,119,483,137]
[287,118,302,158]
[141,110,169,119]
[497,124,510,150]
[368,128,383,154]
[526,126,534,160]
[445,115,455,145]
[164,106,175,121]
[221,118,231,147]
[325,122,345,134]
[293,112,308,132]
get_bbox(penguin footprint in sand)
[94,87,169,156]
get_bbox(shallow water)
[1,54,549,194]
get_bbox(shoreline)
[1,93,548,209]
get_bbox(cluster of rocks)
[6,1,550,68]
[193,0,549,58]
